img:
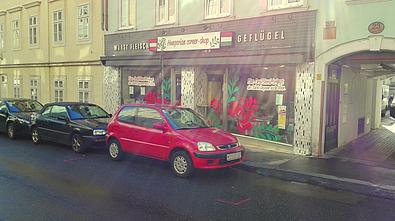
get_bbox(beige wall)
[0,0,105,108]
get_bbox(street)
[1,135,395,221]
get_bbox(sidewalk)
[238,142,395,200]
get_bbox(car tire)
[391,108,395,118]
[71,134,86,153]
[170,150,194,178]
[7,122,16,139]
[31,127,40,145]
[108,139,124,161]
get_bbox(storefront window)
[225,66,295,145]
[122,69,171,105]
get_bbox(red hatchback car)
[106,104,244,177]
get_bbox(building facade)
[102,0,317,154]
[0,0,105,108]
[311,0,395,156]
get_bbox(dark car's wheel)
[71,134,86,153]
[108,139,124,161]
[31,127,40,144]
[170,150,194,178]
[7,123,17,139]
[391,108,395,118]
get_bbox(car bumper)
[192,147,245,169]
[82,135,107,148]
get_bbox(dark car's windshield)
[66,104,109,120]
[162,108,209,129]
[6,100,43,113]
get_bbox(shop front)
[102,11,316,154]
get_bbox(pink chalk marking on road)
[216,197,251,206]
[63,155,86,164]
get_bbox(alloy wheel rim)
[174,156,188,174]
[8,126,14,138]
[109,143,119,158]
[32,130,39,143]
[72,137,81,151]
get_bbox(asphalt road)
[1,135,395,221]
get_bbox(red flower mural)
[144,91,169,104]
[227,97,258,134]
[210,98,222,115]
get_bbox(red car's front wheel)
[170,150,194,178]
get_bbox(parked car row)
[0,99,244,177]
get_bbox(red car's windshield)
[162,108,209,130]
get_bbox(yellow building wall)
[0,0,105,108]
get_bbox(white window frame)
[0,24,4,49]
[0,75,7,99]
[204,0,232,19]
[53,10,64,44]
[156,0,177,25]
[30,78,40,101]
[12,20,21,49]
[13,78,22,99]
[268,0,304,10]
[119,0,133,29]
[54,79,65,102]
[78,80,91,103]
[77,4,90,41]
[29,16,39,47]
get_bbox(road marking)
[63,155,86,164]
[216,197,251,206]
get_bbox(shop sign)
[278,106,287,130]
[368,22,384,34]
[113,42,149,52]
[152,32,234,52]
[128,76,155,87]
[237,30,285,43]
[247,78,286,92]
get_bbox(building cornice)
[7,6,23,13]
[0,11,6,16]
[23,1,42,9]
[48,0,61,3]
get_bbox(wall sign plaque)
[368,22,384,34]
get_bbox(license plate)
[226,152,241,161]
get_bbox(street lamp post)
[160,51,164,104]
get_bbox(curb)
[237,163,395,200]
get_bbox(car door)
[46,105,72,143]
[0,102,8,132]
[134,107,170,159]
[116,106,142,154]
[35,105,53,140]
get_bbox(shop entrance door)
[205,72,224,129]
[324,65,341,153]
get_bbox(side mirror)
[108,114,113,118]
[153,122,168,132]
[57,116,69,122]
[0,109,7,115]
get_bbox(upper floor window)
[77,4,89,40]
[0,24,4,49]
[205,0,231,19]
[12,20,20,49]
[156,0,176,25]
[268,0,304,10]
[29,16,38,47]
[53,10,64,43]
[119,0,132,29]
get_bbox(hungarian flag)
[148,39,157,52]
[220,32,234,47]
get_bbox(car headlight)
[93,129,106,136]
[197,142,216,151]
